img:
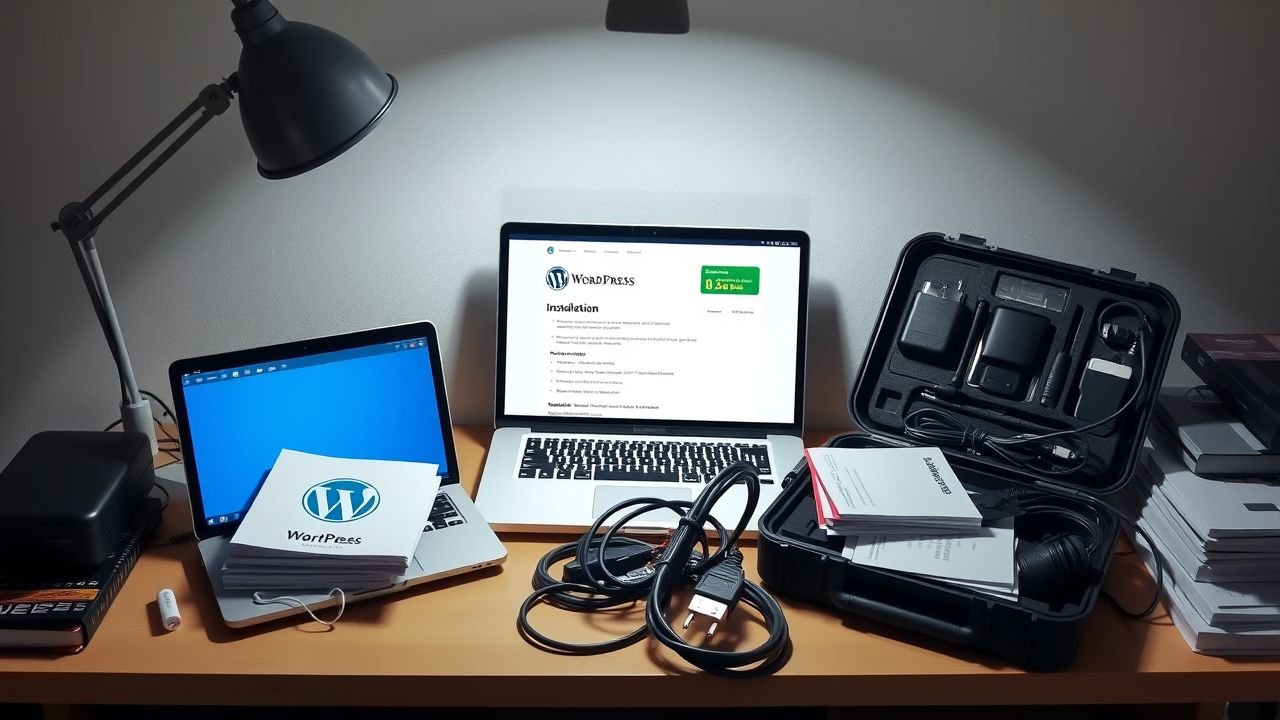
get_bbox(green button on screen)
[700,266,760,295]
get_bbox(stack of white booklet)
[1121,428,1280,655]
[222,449,440,592]
[807,446,984,536]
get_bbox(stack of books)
[1123,386,1280,656]
[1180,333,1280,451]
[1154,386,1280,477]
[0,499,160,653]
[808,446,1016,599]
[222,449,440,593]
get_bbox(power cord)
[101,389,183,463]
[904,402,1089,475]
[517,462,792,676]
[140,389,182,445]
[1110,518,1163,619]
[904,301,1151,475]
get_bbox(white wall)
[2,0,1277,464]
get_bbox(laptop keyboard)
[423,492,467,531]
[517,435,774,483]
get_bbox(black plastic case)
[0,431,156,571]
[757,232,1180,670]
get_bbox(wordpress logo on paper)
[546,266,570,290]
[302,478,380,523]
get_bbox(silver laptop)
[169,322,507,627]
[476,222,809,534]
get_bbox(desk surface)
[1,426,1278,708]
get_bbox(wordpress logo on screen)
[546,266,570,290]
[302,478,380,523]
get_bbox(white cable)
[252,588,346,626]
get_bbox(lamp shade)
[231,0,397,179]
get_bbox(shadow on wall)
[699,1,1280,319]
[7,1,1278,447]
[24,0,1280,333]
[448,270,499,425]
[344,0,1279,322]
[805,280,853,429]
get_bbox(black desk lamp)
[50,0,397,452]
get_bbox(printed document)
[841,520,1017,589]
[807,446,982,534]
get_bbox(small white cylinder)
[157,588,181,631]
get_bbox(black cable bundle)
[517,462,792,676]
[904,301,1152,476]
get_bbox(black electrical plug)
[682,549,745,637]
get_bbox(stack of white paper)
[1121,429,1280,655]
[808,447,983,536]
[1132,456,1280,583]
[221,449,440,592]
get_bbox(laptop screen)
[499,225,807,428]
[176,335,451,530]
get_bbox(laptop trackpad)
[592,486,692,527]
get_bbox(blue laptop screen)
[178,339,448,529]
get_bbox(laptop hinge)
[525,422,770,439]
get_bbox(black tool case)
[757,232,1180,670]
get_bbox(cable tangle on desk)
[516,462,792,676]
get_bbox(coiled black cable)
[904,406,1091,474]
[1005,492,1164,619]
[905,302,1151,475]
[516,462,792,676]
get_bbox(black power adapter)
[973,307,1051,398]
[899,281,969,362]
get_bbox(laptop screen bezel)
[168,321,462,542]
[495,221,809,435]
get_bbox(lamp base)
[121,398,158,457]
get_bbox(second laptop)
[477,222,810,534]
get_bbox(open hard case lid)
[848,232,1181,496]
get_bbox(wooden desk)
[1,427,1278,713]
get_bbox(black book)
[1154,387,1280,476]
[0,498,160,653]
[1182,333,1280,450]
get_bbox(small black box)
[980,306,1050,369]
[975,306,1050,398]
[899,290,968,361]
[0,431,155,570]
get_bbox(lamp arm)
[50,78,237,452]
[65,237,127,402]
[53,80,236,241]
